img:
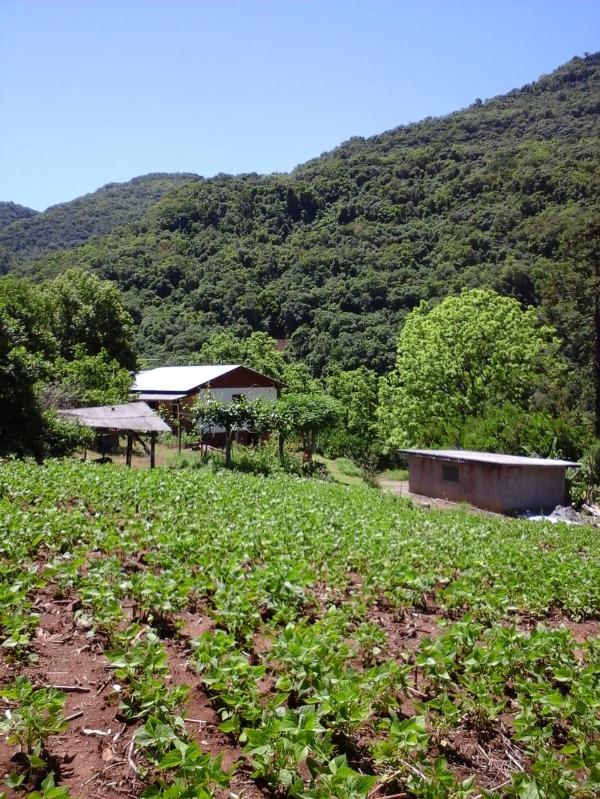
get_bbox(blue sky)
[1,0,599,211]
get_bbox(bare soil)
[3,578,600,799]
[0,594,266,799]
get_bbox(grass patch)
[379,467,409,481]
[315,455,366,486]
[335,457,363,477]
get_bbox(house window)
[442,464,459,483]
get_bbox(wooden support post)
[177,402,182,454]
[126,434,133,468]
[150,433,156,469]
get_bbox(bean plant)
[3,458,600,798]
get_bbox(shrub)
[459,404,588,460]
[569,442,600,506]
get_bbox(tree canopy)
[276,393,341,462]
[0,271,136,457]
[197,330,287,382]
[321,367,381,459]
[379,289,563,449]
[2,54,598,390]
[44,268,137,371]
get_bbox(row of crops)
[1,459,600,798]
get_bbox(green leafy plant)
[26,772,74,799]
[241,705,333,790]
[107,628,189,723]
[0,678,67,779]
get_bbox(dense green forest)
[0,172,196,267]
[4,54,598,380]
[0,201,38,229]
[1,53,599,464]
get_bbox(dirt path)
[377,479,502,515]
[377,478,410,495]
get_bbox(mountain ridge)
[0,172,198,267]
[3,53,599,379]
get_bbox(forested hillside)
[0,201,38,228]
[0,172,197,266]
[5,53,599,377]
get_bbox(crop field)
[1,460,600,799]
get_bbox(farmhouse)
[401,449,580,515]
[131,363,285,435]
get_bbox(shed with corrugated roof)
[401,449,580,515]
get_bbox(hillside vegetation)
[4,54,598,378]
[0,201,38,229]
[0,172,197,266]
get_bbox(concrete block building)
[402,449,580,515]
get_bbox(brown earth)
[3,579,600,799]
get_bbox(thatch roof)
[58,401,171,434]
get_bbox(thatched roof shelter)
[59,401,171,433]
[59,401,171,467]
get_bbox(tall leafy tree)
[44,268,137,371]
[0,278,55,359]
[379,289,563,449]
[198,331,287,382]
[322,367,380,459]
[0,312,44,457]
[45,347,133,410]
[0,272,137,457]
[0,280,52,456]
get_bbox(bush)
[166,441,304,478]
[41,411,95,458]
[569,442,600,506]
[459,404,588,460]
[319,424,385,464]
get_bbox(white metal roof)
[131,365,240,394]
[401,449,580,468]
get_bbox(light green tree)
[379,289,563,449]
[198,331,287,382]
[45,346,133,409]
[275,393,341,464]
[44,268,137,371]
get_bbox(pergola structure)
[58,401,171,468]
